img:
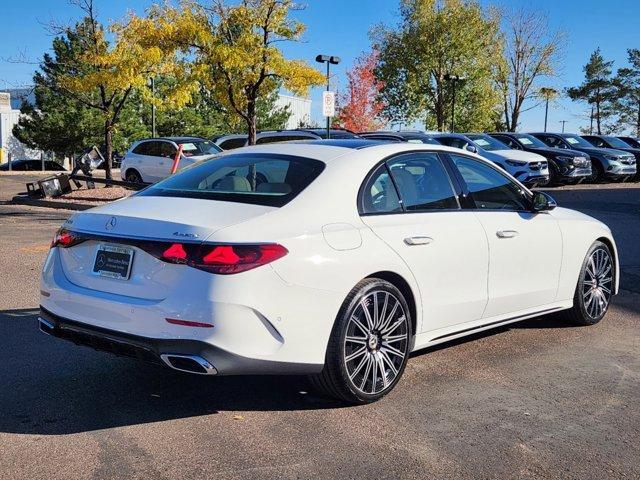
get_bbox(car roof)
[139,136,207,143]
[218,140,473,163]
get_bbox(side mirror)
[532,191,557,212]
[465,144,478,154]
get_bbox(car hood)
[493,150,547,163]
[527,146,588,158]
[573,146,631,157]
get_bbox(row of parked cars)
[118,128,639,187]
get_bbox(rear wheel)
[309,278,412,404]
[560,241,614,326]
[125,169,143,184]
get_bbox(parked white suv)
[121,137,222,183]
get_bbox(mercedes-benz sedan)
[39,140,619,403]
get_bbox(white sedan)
[39,140,618,403]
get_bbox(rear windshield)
[139,153,325,207]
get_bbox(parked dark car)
[294,128,360,139]
[358,131,441,144]
[529,132,637,182]
[0,159,67,172]
[617,136,640,148]
[489,132,591,185]
[582,135,640,181]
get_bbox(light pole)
[316,55,340,139]
[559,120,568,133]
[149,77,157,138]
[444,74,466,132]
[539,87,557,132]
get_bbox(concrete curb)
[11,195,94,211]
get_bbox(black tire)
[309,278,413,404]
[547,163,561,187]
[559,241,614,326]
[125,169,143,184]
[588,160,604,183]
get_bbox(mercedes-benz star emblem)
[105,216,117,231]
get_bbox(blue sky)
[1,0,639,133]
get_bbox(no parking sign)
[322,91,335,117]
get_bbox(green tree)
[375,0,504,132]
[567,48,616,135]
[613,49,640,136]
[128,0,324,144]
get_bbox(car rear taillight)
[51,229,85,248]
[160,243,287,274]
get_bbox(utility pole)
[559,120,568,133]
[589,105,594,135]
[539,87,557,133]
[315,55,340,139]
[444,74,466,132]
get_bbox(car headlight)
[604,154,621,162]
[505,159,525,167]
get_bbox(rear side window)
[450,155,528,211]
[139,153,325,207]
[132,141,158,156]
[219,138,246,150]
[360,164,402,214]
[256,135,314,144]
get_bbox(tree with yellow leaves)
[129,0,326,144]
[53,0,191,179]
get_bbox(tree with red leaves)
[336,50,386,132]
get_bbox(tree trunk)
[104,119,113,181]
[636,99,640,138]
[595,91,602,135]
[246,100,257,146]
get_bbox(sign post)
[315,55,340,139]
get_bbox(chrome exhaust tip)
[38,317,55,336]
[160,354,217,375]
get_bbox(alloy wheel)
[343,290,409,395]
[582,247,613,319]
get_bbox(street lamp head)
[316,54,341,65]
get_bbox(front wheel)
[560,241,614,325]
[588,160,604,183]
[125,169,143,184]
[309,278,412,404]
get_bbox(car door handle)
[496,230,519,238]
[404,236,434,246]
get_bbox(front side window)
[450,155,529,211]
[158,142,177,158]
[388,153,458,211]
[132,142,155,156]
[139,153,324,207]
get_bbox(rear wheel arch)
[365,271,418,339]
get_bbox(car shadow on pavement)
[0,309,344,436]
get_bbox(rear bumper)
[38,306,322,375]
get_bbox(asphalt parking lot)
[0,175,639,479]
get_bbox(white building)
[0,91,42,163]
[275,93,312,129]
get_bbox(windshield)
[181,140,223,157]
[602,136,632,149]
[139,153,325,207]
[512,134,547,148]
[564,136,593,148]
[465,134,508,151]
